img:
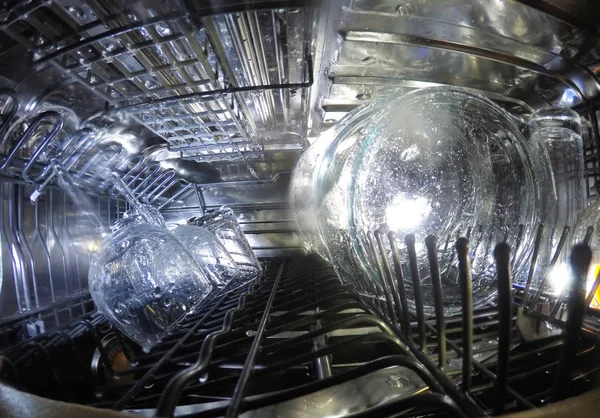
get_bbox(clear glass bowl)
[88,211,214,352]
[172,224,240,289]
[293,86,552,317]
[350,87,548,316]
[189,207,262,285]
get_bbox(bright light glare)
[386,194,431,231]
[548,263,572,295]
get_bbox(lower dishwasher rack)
[0,252,599,418]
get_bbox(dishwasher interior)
[0,0,600,417]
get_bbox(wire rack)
[0,90,196,208]
[0,180,123,341]
[0,235,598,417]
[0,1,314,164]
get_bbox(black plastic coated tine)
[369,230,397,324]
[530,226,570,309]
[376,229,403,324]
[523,224,544,307]
[552,244,591,401]
[425,235,446,370]
[388,231,411,334]
[405,234,426,351]
[456,237,473,392]
[493,243,512,414]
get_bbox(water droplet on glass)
[156,23,172,37]
[290,89,297,97]
[153,286,162,298]
[356,92,372,100]
[396,3,415,16]
[67,6,85,20]
[128,13,139,22]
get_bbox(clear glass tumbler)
[189,207,262,284]
[89,211,214,352]
[172,224,240,289]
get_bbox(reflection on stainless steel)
[0,180,120,321]
[126,365,427,417]
[240,366,427,418]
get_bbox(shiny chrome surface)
[0,180,122,323]
[127,365,428,417]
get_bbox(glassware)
[2,105,80,163]
[189,207,262,284]
[524,107,585,297]
[292,96,394,293]
[54,163,214,352]
[293,86,552,317]
[530,106,585,237]
[171,224,240,289]
[111,174,238,289]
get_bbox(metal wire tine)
[493,242,512,415]
[376,229,405,324]
[29,129,97,201]
[126,162,161,190]
[372,229,399,325]
[510,224,525,267]
[141,169,176,202]
[225,263,284,418]
[0,89,19,140]
[583,225,594,245]
[405,234,426,351]
[363,232,386,314]
[149,178,181,203]
[388,231,411,338]
[158,182,192,210]
[530,226,570,310]
[108,155,146,197]
[73,143,124,183]
[455,237,473,393]
[0,111,63,172]
[523,224,545,307]
[368,230,395,323]
[156,280,260,417]
[552,244,591,401]
[425,234,446,370]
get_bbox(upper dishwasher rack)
[0,1,315,164]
